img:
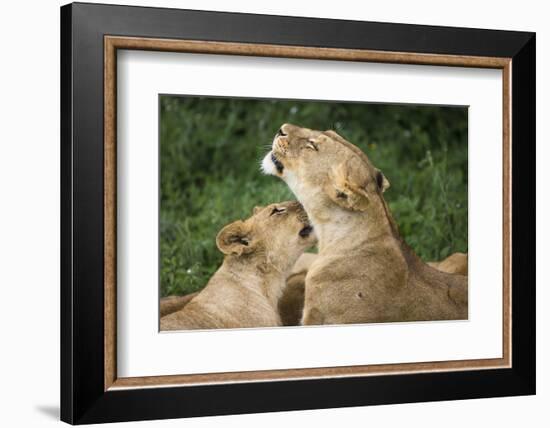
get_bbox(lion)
[262,124,468,325]
[428,252,468,276]
[160,292,199,317]
[160,201,316,331]
[278,252,317,325]
[159,254,316,324]
[279,251,468,326]
[161,250,467,325]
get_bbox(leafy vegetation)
[160,96,468,297]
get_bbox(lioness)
[262,124,468,325]
[279,251,468,325]
[428,252,468,276]
[160,201,316,330]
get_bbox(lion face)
[216,200,316,269]
[261,124,390,215]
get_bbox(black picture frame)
[61,2,535,424]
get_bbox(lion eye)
[270,207,286,216]
[305,140,318,151]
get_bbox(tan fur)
[262,124,468,325]
[160,292,200,317]
[160,251,466,325]
[160,253,316,326]
[280,251,468,326]
[428,252,468,276]
[278,253,317,325]
[160,201,316,331]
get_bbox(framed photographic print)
[60,2,535,424]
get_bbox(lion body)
[160,201,316,331]
[263,124,468,325]
[161,268,285,330]
[160,292,199,318]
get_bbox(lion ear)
[376,169,390,193]
[252,205,265,215]
[325,158,371,212]
[216,220,253,256]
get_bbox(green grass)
[160,96,468,297]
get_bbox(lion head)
[261,124,390,221]
[216,200,316,272]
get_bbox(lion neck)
[220,251,296,309]
[302,194,399,255]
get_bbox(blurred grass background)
[160,96,468,297]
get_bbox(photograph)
[158,95,469,331]
[56,3,536,424]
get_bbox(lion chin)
[260,151,277,175]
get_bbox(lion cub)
[160,201,316,331]
[262,124,468,325]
